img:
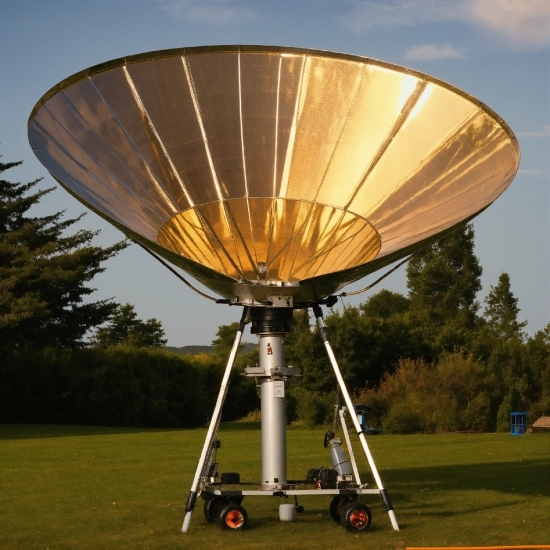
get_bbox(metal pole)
[181,306,248,533]
[311,304,400,531]
[259,334,287,488]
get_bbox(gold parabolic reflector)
[28,45,519,304]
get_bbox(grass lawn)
[1,423,548,549]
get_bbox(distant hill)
[165,343,256,356]
[165,345,214,356]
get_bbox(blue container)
[510,411,527,435]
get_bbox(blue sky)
[1,0,549,345]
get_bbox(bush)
[290,386,334,427]
[0,347,212,428]
[383,399,426,434]
[358,353,499,433]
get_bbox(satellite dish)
[28,45,519,304]
[28,46,520,534]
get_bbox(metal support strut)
[181,306,249,533]
[311,304,400,531]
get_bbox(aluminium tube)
[338,407,362,485]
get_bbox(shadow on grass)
[384,458,548,498]
[0,424,198,440]
[0,421,262,440]
[399,499,524,523]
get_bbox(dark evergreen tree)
[93,303,167,348]
[406,223,482,353]
[479,274,529,429]
[484,272,527,341]
[0,159,127,350]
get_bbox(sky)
[1,0,549,346]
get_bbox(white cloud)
[341,0,550,50]
[517,125,550,138]
[341,0,461,33]
[158,0,255,24]
[468,0,550,50]
[405,43,465,60]
[517,168,545,176]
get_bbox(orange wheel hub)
[349,509,368,529]
[225,510,244,528]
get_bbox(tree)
[406,223,482,352]
[211,321,247,359]
[524,324,550,418]
[0,159,127,350]
[360,289,410,319]
[476,274,530,430]
[321,304,425,390]
[284,309,330,393]
[93,303,167,348]
[209,320,260,421]
[484,272,527,341]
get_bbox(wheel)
[339,501,372,532]
[203,497,228,523]
[329,495,355,523]
[217,502,248,531]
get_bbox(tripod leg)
[181,307,248,533]
[312,304,400,531]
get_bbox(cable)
[135,241,425,304]
[339,249,423,298]
[133,241,219,302]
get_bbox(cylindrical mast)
[259,334,287,488]
[247,307,297,490]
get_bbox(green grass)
[1,424,548,549]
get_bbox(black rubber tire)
[203,497,228,523]
[217,502,248,531]
[329,495,354,523]
[228,496,244,505]
[339,501,372,532]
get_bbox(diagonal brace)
[311,304,400,531]
[181,306,249,533]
